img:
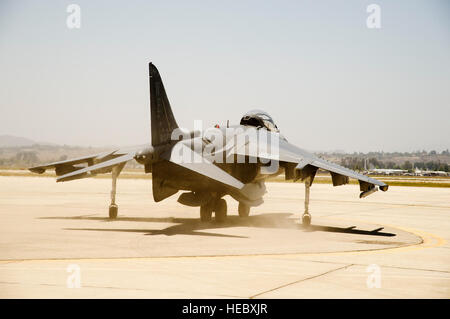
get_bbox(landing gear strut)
[302,178,312,227]
[109,163,125,219]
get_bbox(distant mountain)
[0,135,38,147]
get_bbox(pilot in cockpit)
[239,109,279,132]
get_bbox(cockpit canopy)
[240,109,279,132]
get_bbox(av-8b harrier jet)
[29,63,388,226]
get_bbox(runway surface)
[0,176,448,298]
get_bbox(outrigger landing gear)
[302,178,312,227]
[109,163,125,219]
[109,204,118,219]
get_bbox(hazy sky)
[1,0,449,152]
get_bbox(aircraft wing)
[29,146,143,182]
[29,151,116,174]
[307,156,387,187]
[230,132,388,194]
[56,152,136,182]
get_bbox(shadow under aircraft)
[39,212,396,238]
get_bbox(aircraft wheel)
[109,204,118,219]
[214,199,227,223]
[238,202,250,218]
[302,213,311,227]
[200,203,213,222]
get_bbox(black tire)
[214,199,227,223]
[238,202,250,218]
[200,203,213,222]
[302,213,311,227]
[109,204,118,219]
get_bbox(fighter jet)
[29,63,388,226]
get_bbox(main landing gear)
[109,164,125,219]
[200,199,251,222]
[200,197,227,223]
[238,202,250,218]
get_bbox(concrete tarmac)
[0,176,448,298]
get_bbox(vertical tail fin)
[149,63,179,146]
